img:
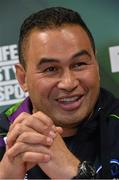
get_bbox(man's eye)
[44,66,57,72]
[73,62,86,68]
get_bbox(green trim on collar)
[0,132,7,137]
[4,101,22,117]
[110,114,119,120]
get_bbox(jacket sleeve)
[0,113,10,160]
[0,136,6,160]
[108,113,119,178]
[97,107,119,179]
[109,113,119,159]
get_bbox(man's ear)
[15,64,28,92]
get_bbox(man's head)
[18,7,95,68]
[16,7,100,129]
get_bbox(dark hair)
[18,7,95,67]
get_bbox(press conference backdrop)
[0,0,119,113]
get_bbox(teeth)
[59,96,79,102]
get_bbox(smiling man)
[0,7,119,179]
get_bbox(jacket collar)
[8,97,32,123]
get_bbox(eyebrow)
[38,58,59,66]
[72,50,91,59]
[38,50,91,66]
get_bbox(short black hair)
[18,7,95,67]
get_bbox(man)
[0,7,119,179]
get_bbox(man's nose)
[57,70,78,91]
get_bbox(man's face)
[18,25,100,128]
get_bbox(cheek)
[80,70,100,90]
[32,78,57,97]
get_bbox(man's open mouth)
[58,96,81,104]
[56,95,84,111]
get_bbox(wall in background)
[0,0,119,112]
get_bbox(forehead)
[24,25,93,61]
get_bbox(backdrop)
[0,0,119,112]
